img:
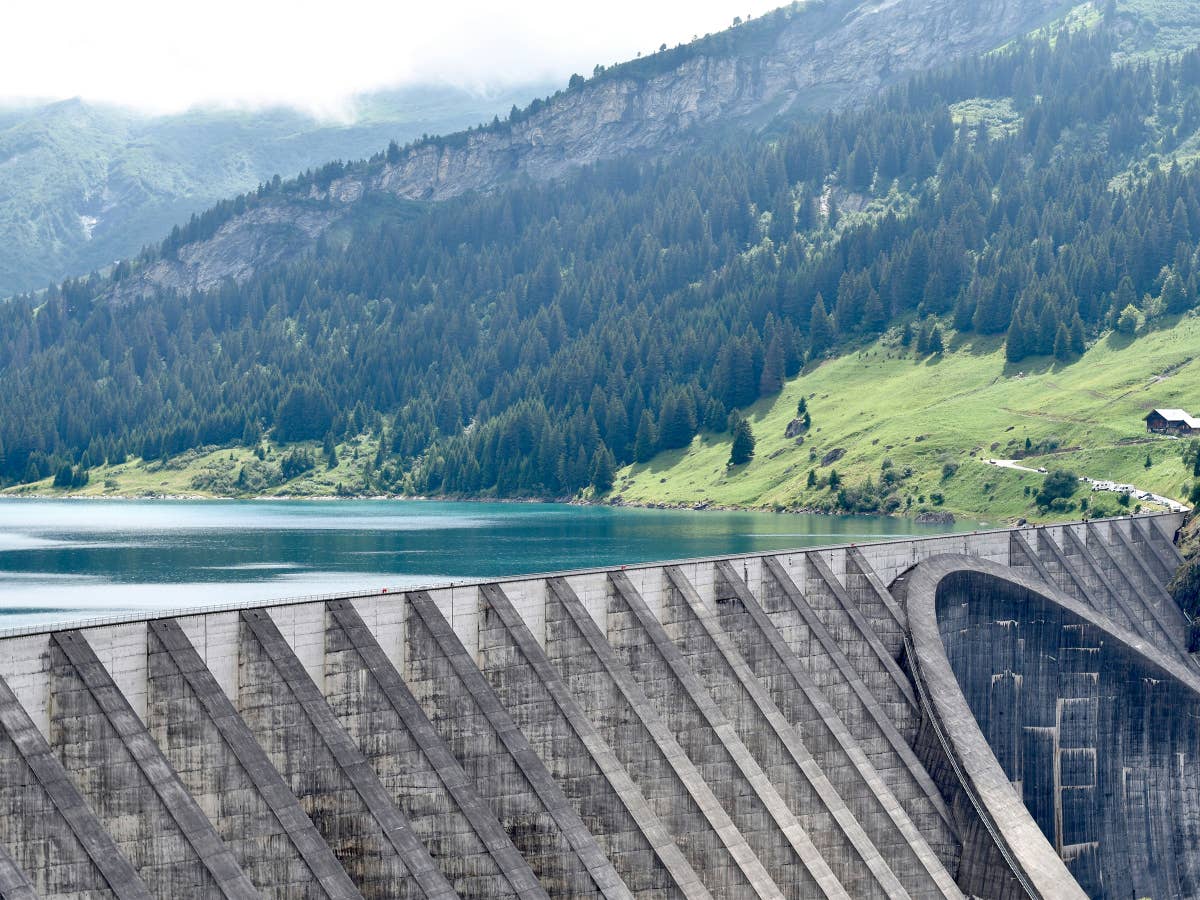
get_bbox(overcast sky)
[3,0,783,117]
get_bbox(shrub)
[1036,470,1079,507]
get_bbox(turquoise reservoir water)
[0,499,989,629]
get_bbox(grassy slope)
[613,317,1200,522]
[4,435,386,500]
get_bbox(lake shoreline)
[0,488,972,525]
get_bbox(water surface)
[0,499,988,629]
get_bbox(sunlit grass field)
[614,316,1200,521]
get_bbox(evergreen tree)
[927,325,944,354]
[760,336,785,395]
[590,444,616,493]
[809,293,836,357]
[703,398,728,432]
[634,411,657,463]
[1163,271,1190,314]
[1053,323,1071,361]
[657,390,697,450]
[728,413,756,466]
[1,31,1198,494]
[323,432,339,469]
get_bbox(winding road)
[985,458,1190,513]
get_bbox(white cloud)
[1,0,783,116]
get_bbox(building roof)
[1148,408,1200,428]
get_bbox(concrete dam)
[0,512,1191,899]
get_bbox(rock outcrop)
[109,0,1071,301]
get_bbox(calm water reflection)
[0,499,990,628]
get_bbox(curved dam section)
[898,553,1200,900]
[0,513,1186,898]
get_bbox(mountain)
[0,82,554,297]
[100,0,1076,303]
[6,0,1200,524]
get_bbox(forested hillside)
[6,22,1200,504]
[98,0,1071,303]
[0,83,549,297]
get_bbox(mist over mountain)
[0,81,554,297]
[98,0,1077,303]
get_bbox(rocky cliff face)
[111,0,1071,301]
[373,0,1069,201]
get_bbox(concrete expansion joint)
[714,558,963,898]
[846,547,909,630]
[1086,524,1190,658]
[148,617,365,900]
[547,576,786,900]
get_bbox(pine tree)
[703,398,728,432]
[847,138,874,192]
[760,336,785,395]
[1053,323,1071,361]
[1005,316,1027,362]
[657,390,696,450]
[1163,271,1190,314]
[809,293,836,357]
[916,321,930,355]
[806,468,817,487]
[928,325,944,354]
[590,444,616,494]
[634,411,657,463]
[323,432,339,469]
[728,414,756,466]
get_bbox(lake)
[0,499,990,629]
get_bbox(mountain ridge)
[0,81,553,297]
[102,0,1073,303]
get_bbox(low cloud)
[2,0,782,117]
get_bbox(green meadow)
[613,316,1200,522]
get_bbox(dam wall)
[0,512,1187,899]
